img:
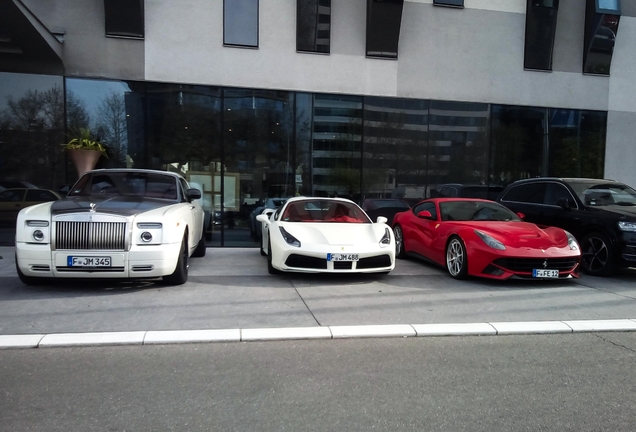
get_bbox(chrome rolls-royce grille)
[55,221,127,250]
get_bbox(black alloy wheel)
[580,232,616,276]
[393,225,405,259]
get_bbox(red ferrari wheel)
[446,236,468,279]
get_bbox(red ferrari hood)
[472,222,567,249]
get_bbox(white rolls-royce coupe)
[256,197,395,274]
[15,169,206,285]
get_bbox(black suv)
[498,178,636,276]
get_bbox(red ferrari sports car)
[392,198,581,280]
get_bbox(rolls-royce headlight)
[140,232,153,242]
[475,230,506,250]
[27,220,49,227]
[379,228,391,247]
[137,223,162,229]
[32,230,45,242]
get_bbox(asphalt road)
[2,246,636,335]
[2,333,636,431]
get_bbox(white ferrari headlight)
[565,231,579,251]
[475,230,506,250]
[379,228,391,248]
[279,226,301,247]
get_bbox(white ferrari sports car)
[256,197,395,274]
[15,169,206,286]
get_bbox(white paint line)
[39,331,146,347]
[242,327,332,341]
[413,323,496,336]
[144,329,240,344]
[490,321,573,335]
[0,334,45,349]
[330,324,416,339]
[564,319,636,332]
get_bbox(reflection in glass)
[363,97,428,202]
[295,93,313,196]
[147,83,222,245]
[297,0,331,53]
[548,109,606,178]
[365,0,404,59]
[66,78,143,173]
[0,72,65,192]
[583,2,620,75]
[224,89,294,246]
[224,0,259,47]
[428,100,490,192]
[312,94,363,199]
[490,105,546,186]
[524,0,559,71]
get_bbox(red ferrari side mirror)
[516,212,525,220]
[417,210,433,219]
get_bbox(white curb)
[330,324,416,339]
[412,323,497,336]
[144,329,240,344]
[3,319,636,349]
[0,334,44,349]
[39,331,146,347]
[565,319,636,332]
[490,321,572,335]
[242,326,332,341]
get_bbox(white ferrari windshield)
[281,200,371,223]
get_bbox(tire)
[267,239,280,274]
[163,236,189,285]
[393,225,406,259]
[580,232,616,276]
[192,231,206,258]
[446,236,468,280]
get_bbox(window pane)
[297,0,331,53]
[583,13,619,75]
[66,78,143,173]
[597,0,620,13]
[104,0,144,38]
[0,73,65,191]
[312,94,362,199]
[224,0,259,47]
[490,105,546,186]
[363,96,428,203]
[224,89,294,246]
[147,83,222,246]
[548,109,606,178]
[524,0,559,71]
[433,0,464,6]
[366,0,404,59]
[428,100,490,192]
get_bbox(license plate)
[68,256,112,267]
[532,269,559,278]
[327,253,359,262]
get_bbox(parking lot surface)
[2,246,636,340]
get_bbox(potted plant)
[62,127,108,177]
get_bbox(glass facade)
[0,71,609,246]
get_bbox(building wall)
[22,0,145,80]
[13,0,636,185]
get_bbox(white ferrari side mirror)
[256,214,270,223]
[376,216,388,224]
